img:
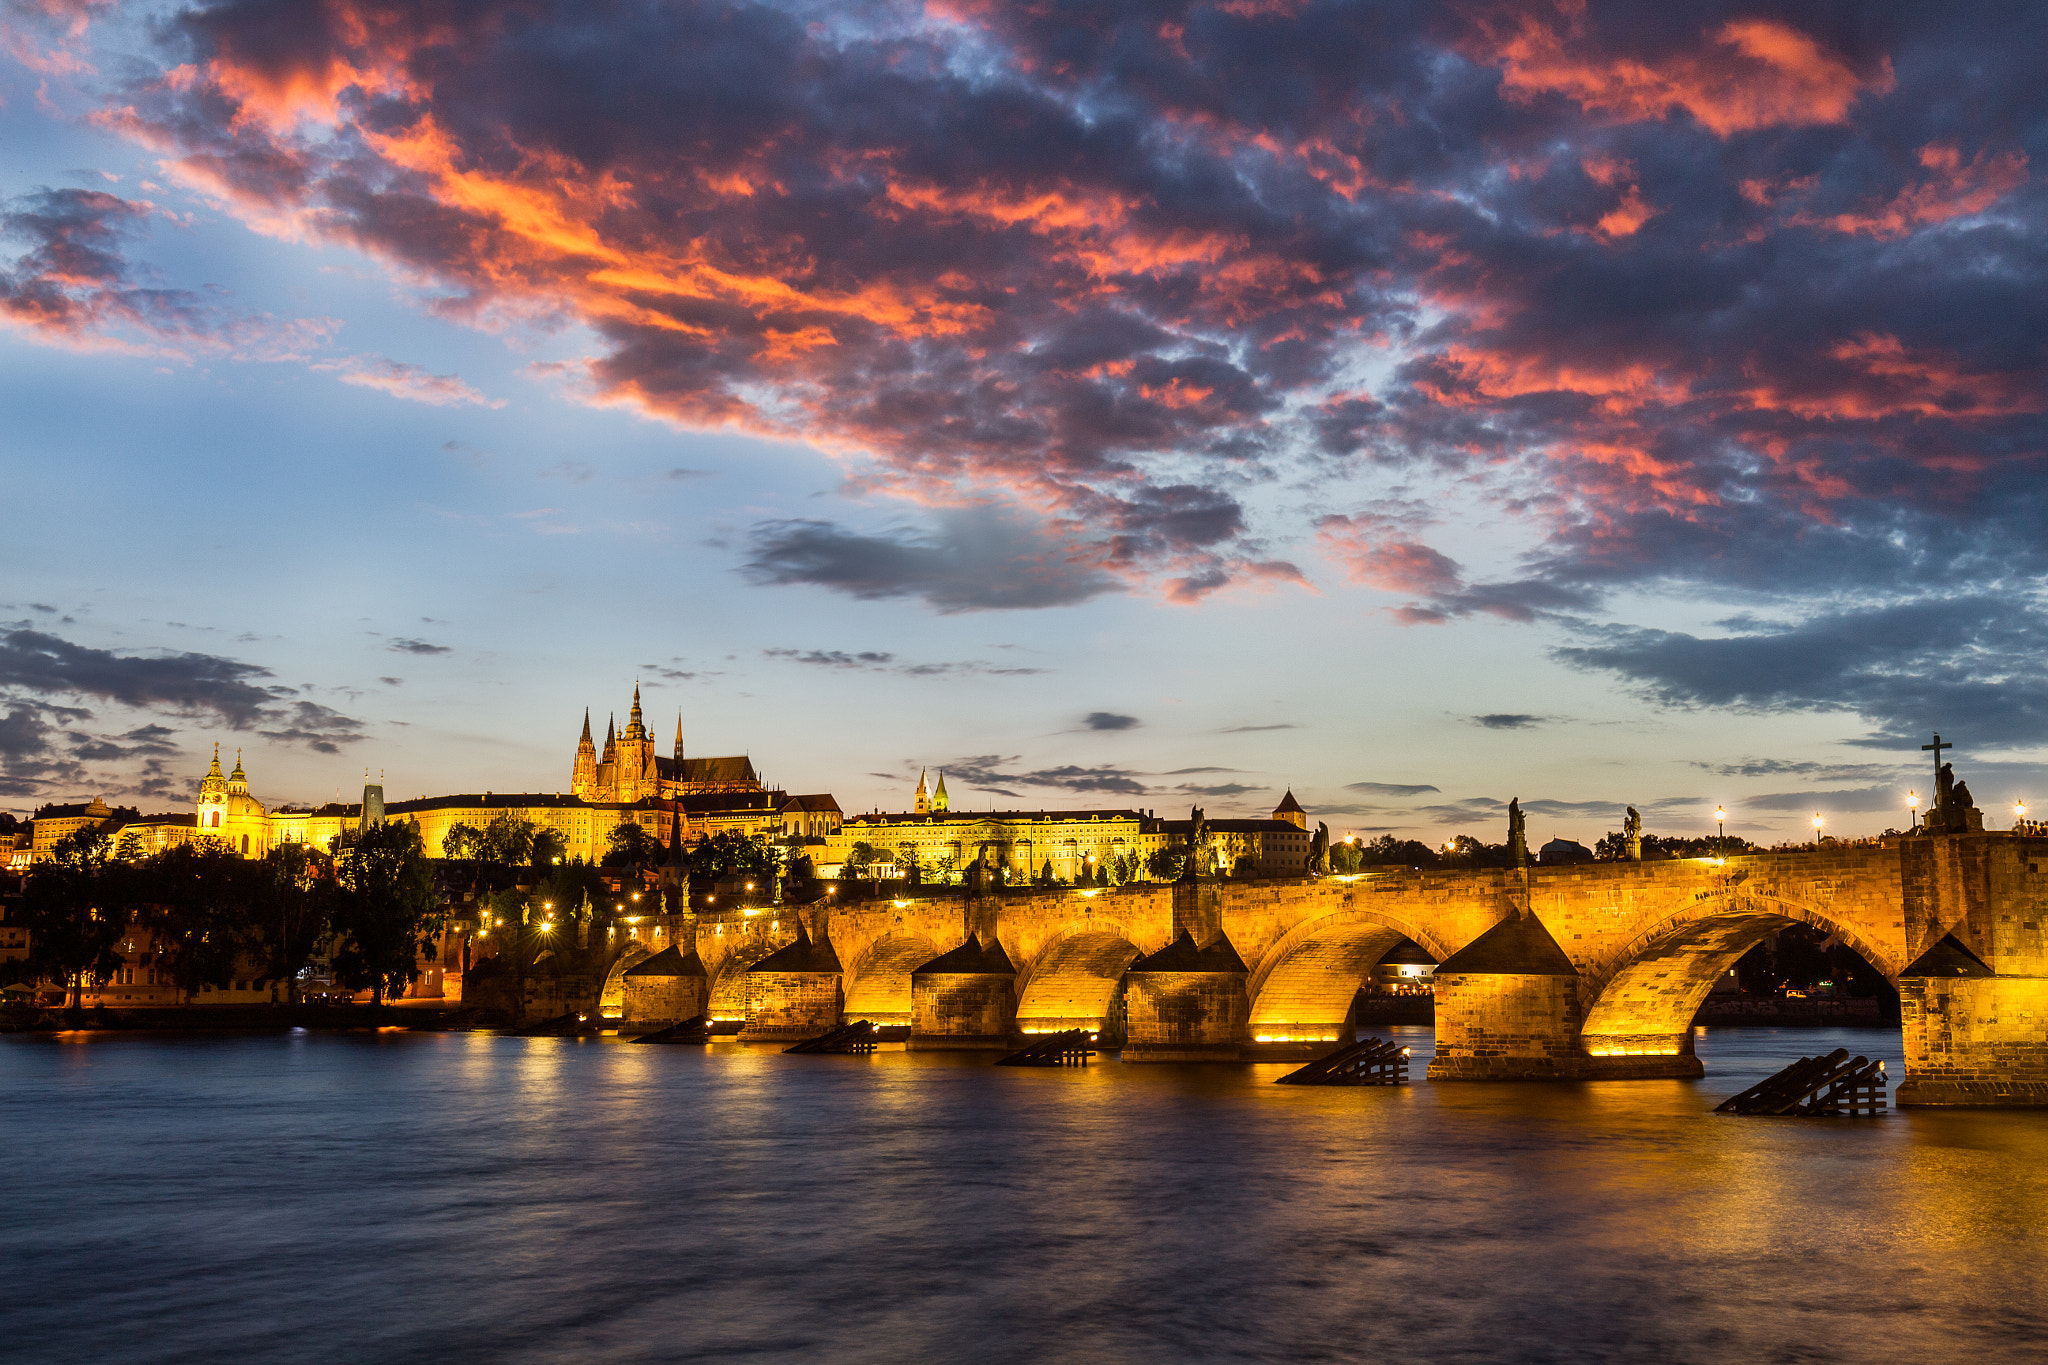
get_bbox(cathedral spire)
[915,768,930,814]
[208,744,223,779]
[933,770,949,812]
[624,683,646,740]
[580,708,593,745]
[674,712,685,764]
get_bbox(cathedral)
[571,686,764,802]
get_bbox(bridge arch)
[705,935,792,1020]
[598,943,656,1017]
[1246,906,1454,1042]
[1579,893,1902,1058]
[1013,920,1145,1034]
[841,932,942,1025]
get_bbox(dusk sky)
[2,0,2043,844]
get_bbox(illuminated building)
[825,785,1312,882]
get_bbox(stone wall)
[909,973,1014,1047]
[1122,970,1247,1062]
[740,971,842,1041]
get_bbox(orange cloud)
[1744,333,2043,421]
[1796,144,2028,238]
[1489,10,1890,136]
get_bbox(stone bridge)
[605,833,2048,1107]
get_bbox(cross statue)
[1922,732,1952,786]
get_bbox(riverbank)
[0,1002,505,1033]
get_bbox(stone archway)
[1245,906,1451,1043]
[598,943,655,1018]
[1579,894,1902,1058]
[1013,928,1143,1033]
[842,933,941,1025]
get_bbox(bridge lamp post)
[1907,791,1919,831]
[2015,800,2028,830]
[1812,812,1825,843]
[1714,806,1726,857]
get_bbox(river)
[4,1026,2044,1364]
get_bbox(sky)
[1,0,2043,847]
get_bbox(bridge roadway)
[608,832,2048,1107]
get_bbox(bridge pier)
[1120,930,1249,1062]
[738,932,843,1043]
[908,936,1017,1048]
[1893,835,2048,1106]
[1426,908,1704,1082]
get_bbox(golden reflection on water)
[4,1025,2045,1363]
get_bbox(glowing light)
[2015,800,2028,820]
[1714,805,1726,822]
[1907,790,1919,809]
[1812,812,1825,833]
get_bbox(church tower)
[227,750,249,796]
[1272,790,1307,830]
[933,771,949,813]
[615,684,656,801]
[915,769,930,814]
[572,710,597,799]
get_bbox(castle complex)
[18,688,1311,882]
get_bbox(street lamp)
[1907,790,1919,832]
[2015,799,2028,829]
[1812,812,1825,841]
[1714,806,1726,856]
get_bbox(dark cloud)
[942,754,1149,797]
[0,185,329,356]
[744,507,1118,612]
[1084,712,1140,731]
[1740,785,1914,815]
[256,701,365,755]
[764,648,1047,677]
[23,0,2048,683]
[1,627,281,724]
[1346,781,1443,797]
[378,676,403,686]
[1693,757,1895,780]
[1174,781,1266,797]
[0,629,365,798]
[1555,598,2048,748]
[388,638,451,656]
[769,649,896,670]
[1471,714,1544,730]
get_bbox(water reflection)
[2,1026,2042,1364]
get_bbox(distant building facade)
[826,784,1312,882]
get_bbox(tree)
[12,827,129,1008]
[1330,841,1364,875]
[478,813,537,867]
[137,842,252,1002]
[442,821,486,862]
[604,821,660,868]
[839,840,883,880]
[1145,847,1184,881]
[247,844,338,1005]
[333,820,443,1006]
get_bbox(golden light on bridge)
[1812,812,1825,834]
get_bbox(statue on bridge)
[1508,798,1528,867]
[1926,762,1984,834]
[1178,806,1211,881]
[1624,806,1642,862]
[1309,821,1330,875]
